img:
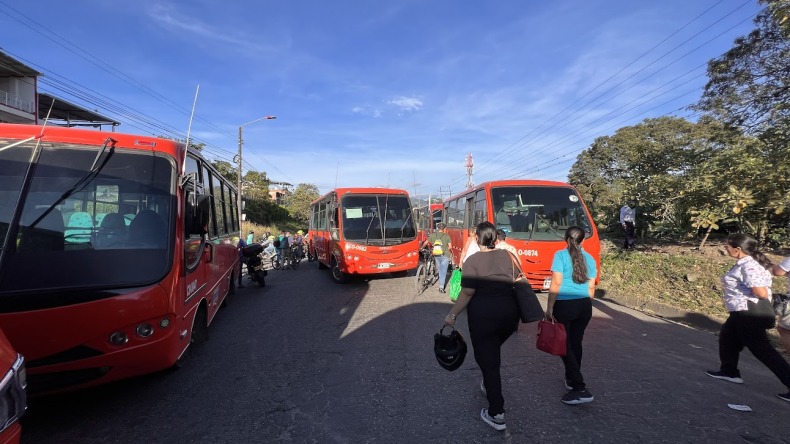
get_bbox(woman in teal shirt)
[545,226,597,405]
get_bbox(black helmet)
[434,326,467,371]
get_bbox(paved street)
[21,261,790,443]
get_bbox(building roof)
[0,51,40,77]
[38,93,120,127]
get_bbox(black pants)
[553,297,593,391]
[238,260,245,286]
[719,311,790,388]
[468,295,519,416]
[622,222,635,249]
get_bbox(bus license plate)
[543,277,551,289]
[378,263,390,269]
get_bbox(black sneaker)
[480,408,506,431]
[562,388,594,405]
[706,370,743,384]
[778,391,790,402]
[439,288,446,294]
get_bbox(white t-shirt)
[779,257,790,273]
[463,241,480,263]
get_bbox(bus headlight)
[135,323,154,338]
[109,332,128,345]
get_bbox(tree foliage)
[284,184,320,224]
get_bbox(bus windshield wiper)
[30,138,116,229]
[398,211,413,244]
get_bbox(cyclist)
[292,230,305,261]
[263,235,277,260]
[421,222,453,293]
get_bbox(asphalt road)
[20,260,790,443]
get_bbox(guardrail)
[0,89,35,113]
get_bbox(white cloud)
[388,96,424,112]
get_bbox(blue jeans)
[433,255,450,289]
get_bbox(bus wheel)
[174,305,208,369]
[330,257,349,284]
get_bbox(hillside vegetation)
[597,237,789,323]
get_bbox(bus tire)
[330,256,349,284]
[174,304,208,369]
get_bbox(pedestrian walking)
[422,222,452,292]
[706,233,790,402]
[545,226,597,405]
[443,221,519,431]
[771,256,790,358]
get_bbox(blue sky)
[1,0,762,198]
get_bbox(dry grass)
[597,237,788,319]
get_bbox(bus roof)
[445,179,578,201]
[312,187,410,205]
[0,123,182,158]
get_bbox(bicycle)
[415,247,439,295]
[290,244,304,270]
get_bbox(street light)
[237,115,276,228]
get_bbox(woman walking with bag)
[706,234,790,401]
[545,226,597,405]
[443,221,519,431]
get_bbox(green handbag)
[448,268,462,302]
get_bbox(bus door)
[183,160,210,311]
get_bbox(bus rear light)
[135,323,154,338]
[109,332,128,346]
[159,318,170,328]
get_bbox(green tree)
[284,184,320,224]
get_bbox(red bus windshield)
[340,194,416,244]
[0,137,175,293]
[489,185,593,241]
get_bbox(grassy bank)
[597,237,789,321]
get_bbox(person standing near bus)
[619,200,636,250]
[237,236,247,288]
[422,222,452,293]
[495,229,517,258]
[459,226,479,269]
[772,256,790,358]
[545,226,597,405]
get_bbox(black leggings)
[553,297,593,390]
[719,311,790,388]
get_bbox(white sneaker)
[480,408,506,431]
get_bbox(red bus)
[309,187,420,283]
[413,200,444,245]
[0,124,240,393]
[442,180,600,290]
[0,328,25,444]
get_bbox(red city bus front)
[309,188,420,283]
[443,180,600,290]
[0,124,239,393]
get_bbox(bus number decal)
[187,279,198,297]
[518,249,539,257]
[347,243,368,252]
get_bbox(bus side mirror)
[189,194,212,235]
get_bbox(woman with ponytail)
[546,226,597,405]
[706,233,790,402]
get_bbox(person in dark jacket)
[444,221,519,431]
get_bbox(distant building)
[0,50,118,128]
[268,181,293,205]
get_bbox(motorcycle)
[241,243,267,287]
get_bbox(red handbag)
[536,319,567,356]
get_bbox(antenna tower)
[465,152,474,189]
